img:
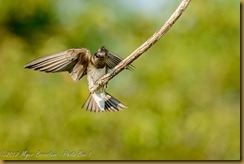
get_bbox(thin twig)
[90,0,191,93]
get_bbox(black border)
[2,1,243,164]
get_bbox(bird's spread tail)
[82,92,127,112]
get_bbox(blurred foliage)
[0,0,240,160]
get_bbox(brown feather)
[24,48,91,82]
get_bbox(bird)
[24,46,132,112]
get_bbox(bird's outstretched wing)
[106,52,134,70]
[24,48,91,82]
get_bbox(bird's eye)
[94,53,99,58]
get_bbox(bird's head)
[92,46,108,68]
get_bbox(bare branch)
[90,0,191,93]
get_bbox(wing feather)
[106,52,134,70]
[24,48,91,82]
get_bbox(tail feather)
[104,93,127,111]
[82,92,127,112]
[83,94,100,113]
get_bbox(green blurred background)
[0,0,240,160]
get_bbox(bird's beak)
[100,54,105,59]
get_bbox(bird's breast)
[87,65,106,92]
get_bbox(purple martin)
[24,46,132,112]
